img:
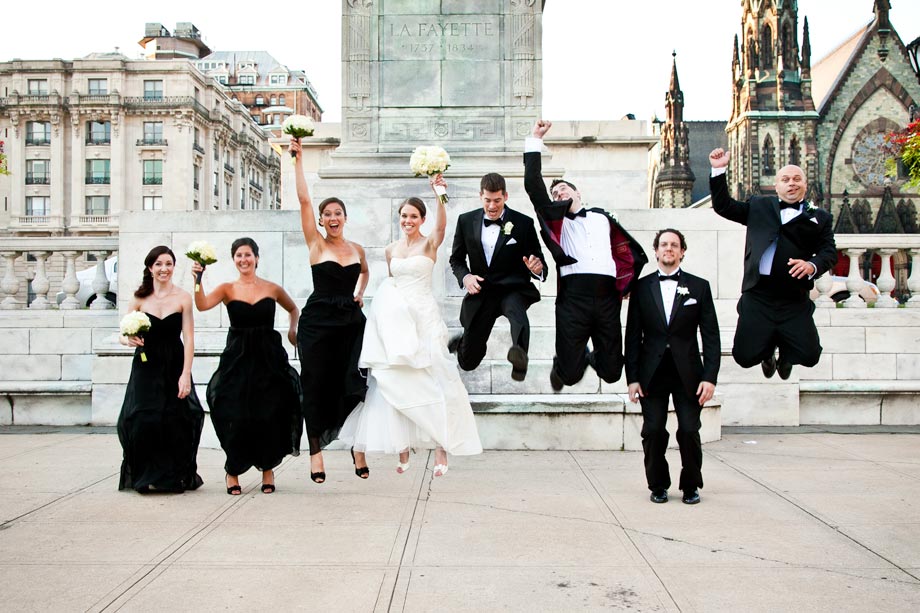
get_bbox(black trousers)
[732,287,821,368]
[456,290,530,371]
[554,274,622,385]
[640,351,703,492]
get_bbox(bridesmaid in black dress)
[292,138,370,482]
[191,238,302,495]
[118,245,204,493]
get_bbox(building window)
[213,171,219,196]
[194,127,200,147]
[214,146,219,161]
[240,186,246,210]
[25,159,50,184]
[143,80,164,100]
[269,74,286,86]
[26,196,50,216]
[142,196,162,211]
[217,75,228,85]
[762,134,775,176]
[88,79,108,95]
[789,134,801,167]
[142,121,164,144]
[26,121,51,145]
[270,96,277,106]
[239,75,255,85]
[255,96,264,106]
[85,159,111,184]
[85,196,110,215]
[87,121,111,144]
[279,94,285,106]
[27,79,49,95]
[143,160,163,185]
[193,164,200,190]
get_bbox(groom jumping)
[449,172,546,381]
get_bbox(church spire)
[654,51,695,209]
[801,16,811,77]
[875,0,892,61]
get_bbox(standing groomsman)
[625,229,720,505]
[709,149,836,380]
[524,120,647,391]
[449,173,546,381]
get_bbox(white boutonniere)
[676,286,690,296]
[806,202,818,212]
[503,221,514,235]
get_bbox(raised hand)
[709,148,730,169]
[289,137,302,162]
[430,173,447,193]
[532,119,552,139]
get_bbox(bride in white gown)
[339,175,483,476]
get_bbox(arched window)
[279,94,285,106]
[761,25,774,68]
[747,28,759,70]
[762,134,776,176]
[270,96,277,106]
[789,134,801,167]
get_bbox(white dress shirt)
[658,268,680,325]
[526,137,616,278]
[481,217,502,266]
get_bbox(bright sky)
[2,1,918,123]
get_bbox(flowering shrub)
[884,120,920,189]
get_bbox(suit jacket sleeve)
[524,151,567,222]
[698,280,721,385]
[449,217,471,288]
[808,212,838,278]
[710,172,749,226]
[624,288,643,385]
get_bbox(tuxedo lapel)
[668,289,685,326]
[491,228,510,268]
[651,279,668,328]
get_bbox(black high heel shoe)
[225,474,241,496]
[261,470,275,494]
[310,453,325,483]
[351,448,370,479]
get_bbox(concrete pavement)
[1,426,919,612]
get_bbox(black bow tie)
[780,201,802,211]
[565,208,587,220]
[658,273,680,282]
[483,217,504,227]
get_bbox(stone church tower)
[653,53,695,208]
[726,0,818,201]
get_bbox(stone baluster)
[0,251,22,309]
[89,251,115,310]
[843,249,867,308]
[907,249,920,308]
[59,251,82,309]
[28,251,53,310]
[874,249,899,308]
[813,272,835,307]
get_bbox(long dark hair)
[134,245,176,298]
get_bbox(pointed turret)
[653,52,695,209]
[801,16,811,77]
[875,0,892,60]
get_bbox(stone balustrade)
[811,234,920,308]
[0,237,119,310]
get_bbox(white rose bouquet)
[282,114,316,159]
[410,145,451,204]
[185,241,218,292]
[120,311,152,363]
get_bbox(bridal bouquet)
[282,115,316,158]
[185,241,218,292]
[410,145,451,204]
[120,311,152,363]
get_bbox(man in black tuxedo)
[709,148,836,379]
[448,172,546,381]
[524,120,647,391]
[626,229,720,505]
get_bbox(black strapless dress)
[117,312,204,492]
[297,261,367,454]
[207,297,303,475]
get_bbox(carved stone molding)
[346,0,373,111]
[511,0,537,107]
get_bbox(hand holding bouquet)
[410,145,451,204]
[185,241,218,292]
[282,115,316,159]
[120,311,152,362]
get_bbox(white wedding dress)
[339,255,483,455]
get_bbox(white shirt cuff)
[524,137,543,153]
[710,167,727,177]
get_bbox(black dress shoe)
[761,355,777,379]
[507,345,528,381]
[447,334,462,354]
[650,488,668,503]
[549,367,564,392]
[681,489,700,505]
[777,359,793,380]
